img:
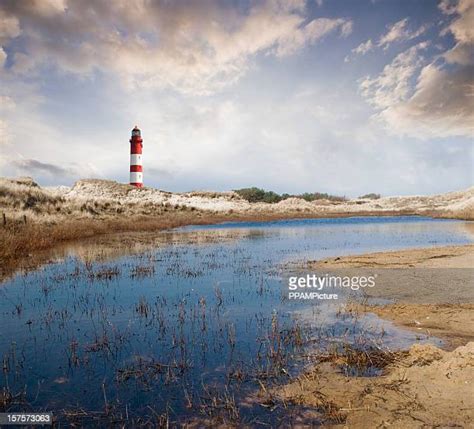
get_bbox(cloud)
[360,42,429,109]
[0,95,15,111]
[442,0,474,65]
[137,87,471,195]
[378,18,427,48]
[380,63,474,138]
[0,47,6,67]
[276,17,352,57]
[0,0,351,95]
[359,0,474,139]
[0,8,20,43]
[350,18,427,60]
[351,39,374,55]
[13,158,71,178]
[11,158,99,181]
[438,0,459,14]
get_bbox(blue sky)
[0,0,472,196]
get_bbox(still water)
[0,216,472,424]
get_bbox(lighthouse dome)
[131,126,141,137]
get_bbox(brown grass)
[316,344,407,376]
[0,212,218,265]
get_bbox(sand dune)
[1,177,471,221]
[53,179,474,220]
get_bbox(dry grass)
[0,177,65,215]
[316,344,407,376]
[0,177,231,269]
[0,213,216,265]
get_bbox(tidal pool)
[0,216,472,425]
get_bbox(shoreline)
[277,244,474,427]
[308,243,474,348]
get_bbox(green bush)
[234,187,283,203]
[234,187,347,203]
[301,192,347,202]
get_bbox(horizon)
[1,0,473,197]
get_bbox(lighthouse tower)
[129,126,143,187]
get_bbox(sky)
[0,0,473,196]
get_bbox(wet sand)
[277,244,474,427]
[314,243,474,269]
[310,244,474,347]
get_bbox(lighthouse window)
[132,130,141,137]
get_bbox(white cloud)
[352,39,374,55]
[442,0,474,65]
[0,94,15,111]
[378,18,427,48]
[447,0,474,43]
[350,18,427,59]
[118,85,464,195]
[438,0,460,15]
[0,9,20,43]
[380,63,474,138]
[276,17,352,57]
[0,47,6,67]
[360,42,429,109]
[359,0,474,139]
[0,0,351,95]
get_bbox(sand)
[313,243,474,269]
[277,244,474,427]
[309,244,474,347]
[277,342,474,428]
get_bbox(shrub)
[301,192,347,202]
[359,193,381,200]
[234,187,283,203]
[234,187,346,203]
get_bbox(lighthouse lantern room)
[129,126,143,187]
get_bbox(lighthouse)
[129,126,143,187]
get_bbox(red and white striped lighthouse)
[129,126,143,187]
